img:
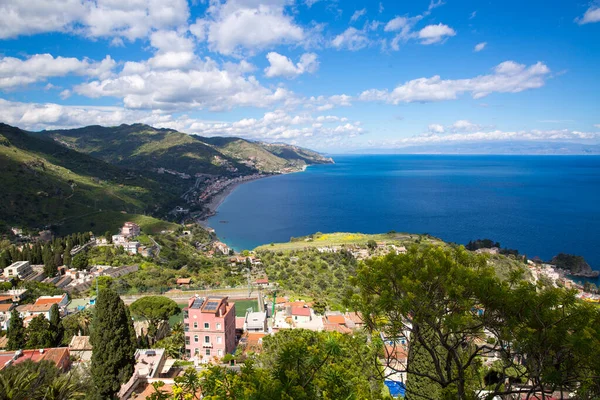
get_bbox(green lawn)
[233,299,258,317]
[169,304,187,326]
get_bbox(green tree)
[71,252,89,270]
[25,315,53,349]
[129,296,180,339]
[90,287,136,399]
[49,304,63,346]
[6,309,26,350]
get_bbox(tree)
[367,239,377,250]
[49,304,63,346]
[129,296,180,340]
[43,255,57,277]
[6,309,26,350]
[71,252,89,271]
[90,287,136,398]
[25,315,53,349]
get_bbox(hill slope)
[0,123,180,232]
[39,124,333,174]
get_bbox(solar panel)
[203,301,219,311]
[191,298,204,309]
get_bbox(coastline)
[197,164,312,230]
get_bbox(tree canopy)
[129,296,180,339]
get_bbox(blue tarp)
[385,380,406,398]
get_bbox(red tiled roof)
[291,307,310,317]
[34,295,65,306]
[236,317,246,330]
[326,315,346,325]
[323,321,352,334]
[176,278,192,284]
[0,348,70,371]
[0,303,15,312]
[255,278,269,284]
[0,296,13,303]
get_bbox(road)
[120,287,254,305]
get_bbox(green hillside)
[0,124,180,233]
[37,124,251,175]
[39,124,332,174]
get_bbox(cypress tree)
[49,303,63,346]
[91,288,136,398]
[7,309,26,350]
[25,314,53,349]
[405,326,443,400]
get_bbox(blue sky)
[0,0,599,151]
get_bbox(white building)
[3,261,33,279]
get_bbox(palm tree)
[0,369,40,400]
[42,374,85,400]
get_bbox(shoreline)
[197,164,312,231]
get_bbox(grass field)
[169,304,187,326]
[232,299,258,317]
[254,231,445,251]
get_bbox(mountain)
[38,124,332,174]
[0,123,181,233]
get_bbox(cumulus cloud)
[0,54,116,89]
[428,124,445,133]
[575,6,600,24]
[0,0,189,40]
[0,99,362,147]
[451,120,481,132]
[331,27,370,50]
[264,52,319,78]
[474,42,487,52]
[418,23,456,45]
[359,61,551,104]
[193,0,305,56]
[350,8,367,22]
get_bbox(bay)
[207,155,600,275]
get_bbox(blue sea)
[207,155,600,278]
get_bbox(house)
[255,278,269,287]
[177,278,192,287]
[123,241,140,255]
[35,294,69,308]
[213,242,231,255]
[0,289,27,303]
[0,348,71,371]
[3,261,33,279]
[290,307,311,323]
[112,234,127,245]
[244,311,267,333]
[183,296,236,362]
[0,303,16,330]
[17,304,54,321]
[121,222,141,238]
[118,349,174,399]
[69,335,93,363]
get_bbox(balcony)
[202,343,213,348]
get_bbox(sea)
[207,155,600,280]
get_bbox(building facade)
[2,261,33,279]
[184,296,236,362]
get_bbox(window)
[185,336,190,345]
[194,348,199,355]
[216,323,221,330]
[194,335,199,343]
[204,322,209,329]
[205,349,211,356]
[218,349,223,356]
[183,310,189,319]
[204,336,210,343]
[184,323,189,332]
[193,322,198,328]
[217,336,222,344]
[185,349,191,357]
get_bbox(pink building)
[121,222,141,238]
[184,296,236,362]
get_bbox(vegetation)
[551,252,598,276]
[349,244,600,399]
[0,124,181,234]
[90,288,136,398]
[129,296,180,339]
[6,309,26,350]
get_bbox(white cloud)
[379,2,384,13]
[264,52,319,78]
[469,11,477,19]
[428,0,445,11]
[197,0,305,56]
[332,27,370,50]
[350,8,367,23]
[595,124,600,128]
[359,61,551,104]
[451,120,480,132]
[575,6,600,25]
[394,129,600,146]
[474,42,487,52]
[0,0,190,40]
[0,54,116,89]
[428,124,445,133]
[418,23,456,45]
[0,99,362,147]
